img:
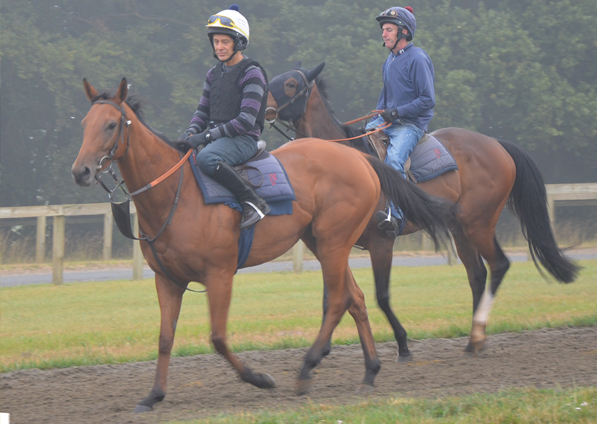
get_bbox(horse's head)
[72,78,130,187]
[266,62,325,123]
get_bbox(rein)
[268,102,390,143]
[92,99,204,293]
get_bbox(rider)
[366,6,435,236]
[174,4,270,230]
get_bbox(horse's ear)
[114,78,128,104]
[293,61,301,69]
[305,62,325,83]
[83,78,98,102]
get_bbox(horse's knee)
[158,335,174,355]
[376,290,391,310]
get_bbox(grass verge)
[1,260,596,372]
[167,386,597,424]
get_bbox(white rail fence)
[1,183,596,284]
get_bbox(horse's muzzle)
[71,164,93,187]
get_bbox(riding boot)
[211,161,271,230]
[374,209,402,238]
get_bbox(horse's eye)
[107,122,117,131]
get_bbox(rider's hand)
[380,108,399,123]
[177,129,195,142]
[173,130,212,152]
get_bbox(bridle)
[89,99,202,293]
[92,100,132,198]
[265,70,313,140]
[265,78,390,144]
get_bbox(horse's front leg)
[206,272,276,389]
[369,232,413,362]
[134,274,185,413]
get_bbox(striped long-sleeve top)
[186,57,267,140]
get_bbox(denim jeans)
[366,116,425,178]
[366,116,425,220]
[196,134,258,176]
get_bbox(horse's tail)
[366,156,454,250]
[498,140,580,283]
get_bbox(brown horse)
[71,78,454,412]
[266,63,580,361]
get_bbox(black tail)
[366,156,453,250]
[498,140,580,283]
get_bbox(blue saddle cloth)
[189,150,296,269]
[407,135,458,183]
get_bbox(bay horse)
[266,63,580,361]
[71,78,454,412]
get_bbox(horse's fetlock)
[211,336,228,355]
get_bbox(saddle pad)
[408,135,458,183]
[190,151,296,205]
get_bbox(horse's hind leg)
[135,275,185,412]
[455,224,510,353]
[205,272,276,390]
[345,267,381,392]
[297,263,380,395]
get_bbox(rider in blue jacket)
[367,6,435,236]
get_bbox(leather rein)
[92,99,202,293]
[265,76,390,142]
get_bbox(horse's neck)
[117,120,190,228]
[296,86,348,143]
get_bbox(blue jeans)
[196,134,258,176]
[366,116,425,220]
[366,116,425,178]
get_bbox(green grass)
[1,260,596,372]
[167,387,597,423]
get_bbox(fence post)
[52,215,65,285]
[132,212,143,280]
[447,234,457,266]
[103,212,113,261]
[293,240,304,273]
[36,216,46,263]
[421,231,432,252]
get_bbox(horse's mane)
[91,92,172,144]
[313,75,366,141]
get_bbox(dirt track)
[2,326,596,424]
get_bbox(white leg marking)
[473,289,494,326]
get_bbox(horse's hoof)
[295,378,314,396]
[133,404,152,413]
[259,373,277,389]
[397,353,413,363]
[356,383,374,395]
[463,339,486,355]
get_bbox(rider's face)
[381,24,406,49]
[382,23,400,49]
[213,34,235,61]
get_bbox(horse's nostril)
[72,165,93,186]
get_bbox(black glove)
[380,108,399,123]
[177,130,194,142]
[173,130,212,152]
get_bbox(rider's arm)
[396,54,435,119]
[186,70,214,136]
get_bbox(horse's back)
[430,127,516,224]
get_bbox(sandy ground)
[2,326,596,424]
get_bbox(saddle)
[367,131,458,183]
